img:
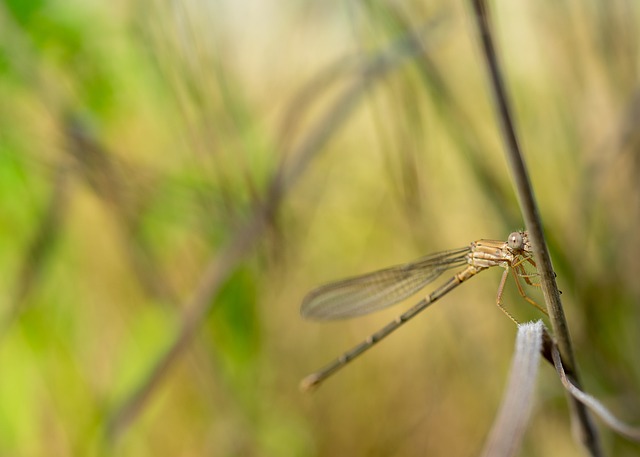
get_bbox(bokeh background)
[0,1,639,456]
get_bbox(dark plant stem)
[469,1,603,456]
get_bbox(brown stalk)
[469,1,602,455]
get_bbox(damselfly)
[300,231,545,390]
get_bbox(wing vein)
[301,246,470,320]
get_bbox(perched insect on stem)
[300,231,546,390]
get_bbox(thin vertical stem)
[469,1,602,455]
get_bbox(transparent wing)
[301,247,470,320]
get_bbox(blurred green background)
[0,0,639,456]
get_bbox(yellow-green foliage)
[0,1,638,456]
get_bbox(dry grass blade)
[483,322,640,456]
[481,321,543,457]
[551,345,640,442]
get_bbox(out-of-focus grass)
[0,1,639,456]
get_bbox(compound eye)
[508,231,523,250]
